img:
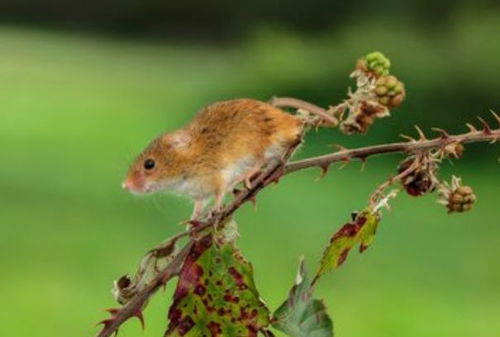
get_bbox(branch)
[285,127,499,174]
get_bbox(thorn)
[431,127,449,139]
[187,220,206,231]
[466,123,477,132]
[232,188,241,196]
[338,160,350,170]
[359,157,367,171]
[330,143,347,152]
[490,109,500,125]
[268,171,284,185]
[133,310,145,330]
[187,220,203,227]
[400,134,416,142]
[414,125,427,140]
[249,195,257,209]
[97,318,114,327]
[477,117,492,134]
[106,308,120,315]
[315,163,330,181]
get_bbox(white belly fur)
[162,176,214,200]
[166,141,289,201]
[222,142,287,189]
[221,155,256,188]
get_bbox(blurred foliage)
[0,0,499,40]
[0,3,499,337]
[273,260,333,337]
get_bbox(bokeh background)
[1,1,499,336]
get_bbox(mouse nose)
[122,178,134,191]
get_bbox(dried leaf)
[112,237,179,305]
[272,260,333,337]
[166,234,269,336]
[315,209,380,281]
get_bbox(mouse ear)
[169,130,192,149]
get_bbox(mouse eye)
[144,159,155,170]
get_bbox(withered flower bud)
[398,157,437,197]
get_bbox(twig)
[269,96,339,126]
[285,128,500,174]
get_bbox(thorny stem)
[96,116,499,337]
[285,128,500,174]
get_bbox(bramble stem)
[285,128,499,173]
[269,96,339,126]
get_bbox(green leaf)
[166,234,270,336]
[315,209,380,281]
[272,260,333,337]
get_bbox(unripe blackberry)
[447,185,476,213]
[356,51,391,77]
[398,157,436,197]
[375,75,406,109]
[438,176,476,214]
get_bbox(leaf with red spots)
[272,260,333,337]
[314,209,380,281]
[165,233,270,337]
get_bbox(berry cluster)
[447,186,476,213]
[438,176,477,213]
[396,150,476,214]
[375,75,405,109]
[331,51,407,134]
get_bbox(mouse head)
[122,131,190,194]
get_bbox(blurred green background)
[0,1,499,336]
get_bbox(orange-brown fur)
[123,98,303,218]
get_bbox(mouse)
[122,98,304,220]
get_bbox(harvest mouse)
[122,98,304,219]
